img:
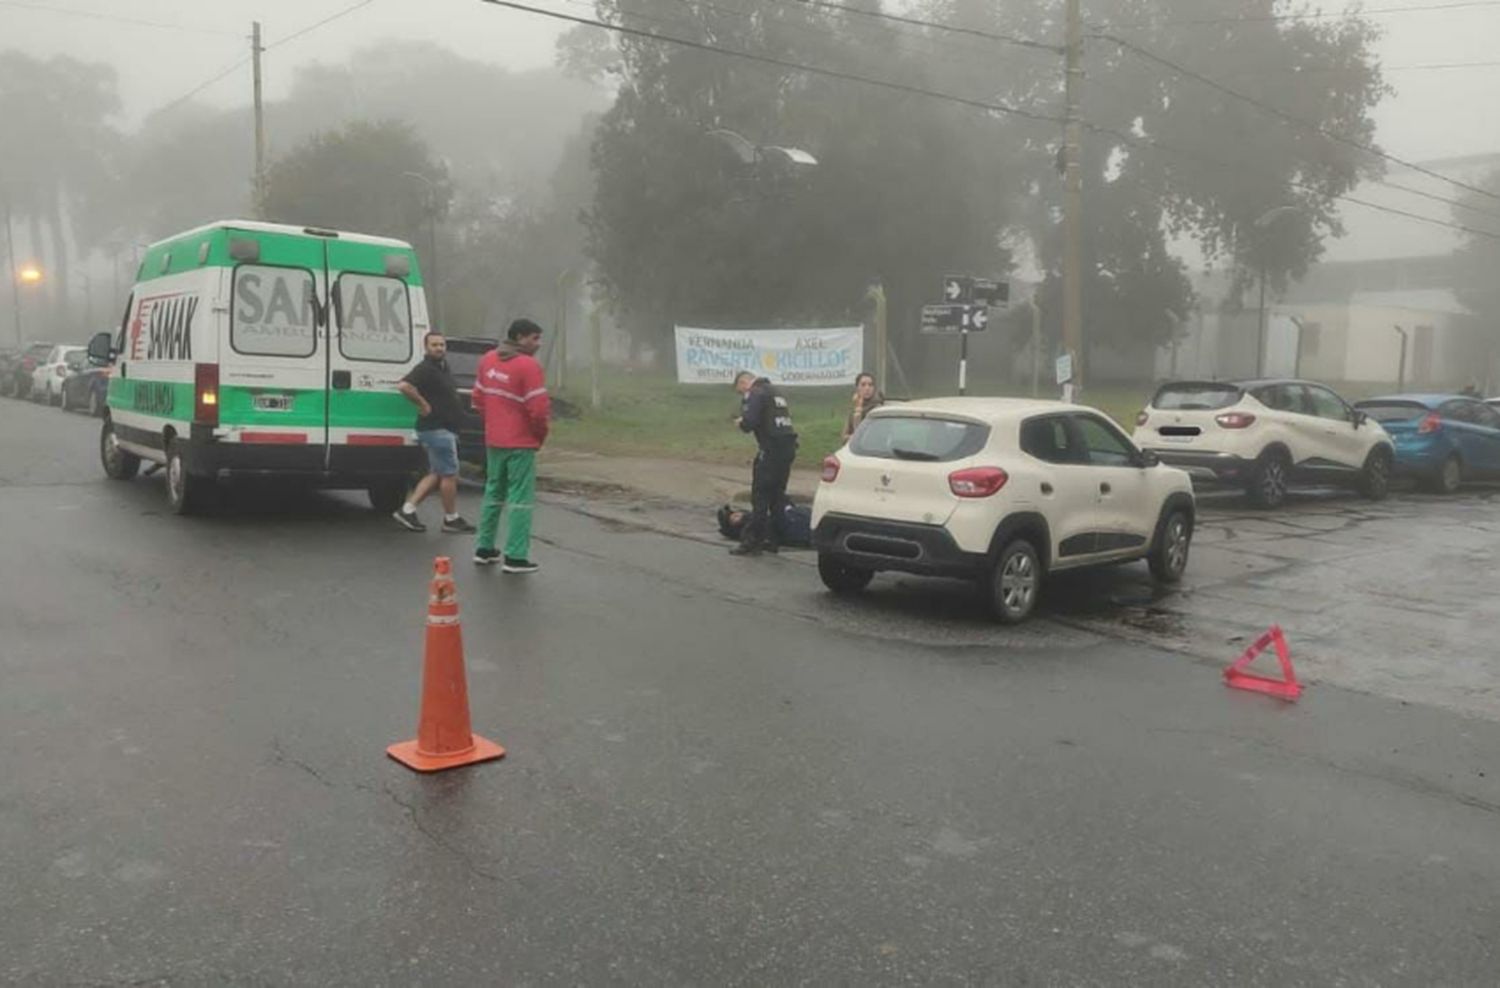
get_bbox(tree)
[263,119,450,253]
[0,50,121,321]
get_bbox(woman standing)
[842,372,884,442]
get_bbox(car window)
[1151,383,1242,411]
[1072,414,1137,467]
[1304,386,1350,422]
[1474,404,1500,430]
[1440,400,1481,425]
[850,415,990,462]
[1356,400,1427,423]
[1254,385,1301,412]
[1020,415,1083,465]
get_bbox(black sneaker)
[393,508,426,532]
[442,515,476,534]
[729,544,761,557]
[502,557,540,574]
[474,548,501,565]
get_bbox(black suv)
[442,336,497,465]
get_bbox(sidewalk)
[537,448,819,507]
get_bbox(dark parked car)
[442,336,498,465]
[60,351,111,416]
[5,341,56,399]
[1355,394,1500,493]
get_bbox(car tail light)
[949,467,1009,498]
[1215,411,1257,429]
[1135,410,1149,427]
[194,363,220,427]
[1417,412,1442,434]
[820,455,841,483]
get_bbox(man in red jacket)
[471,319,551,572]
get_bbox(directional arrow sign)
[921,303,968,333]
[943,276,971,302]
[966,306,989,331]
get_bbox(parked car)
[1355,395,1500,493]
[60,352,111,416]
[812,398,1196,624]
[1132,378,1394,508]
[442,335,498,465]
[6,341,55,399]
[30,344,86,405]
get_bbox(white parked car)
[812,398,1196,624]
[1133,379,1394,509]
[30,345,86,406]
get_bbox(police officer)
[731,370,798,556]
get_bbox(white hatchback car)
[1133,379,1394,509]
[812,398,1196,624]
[30,344,85,406]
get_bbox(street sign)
[971,278,1010,308]
[922,304,989,334]
[921,303,967,333]
[1055,352,1074,385]
[942,275,1010,308]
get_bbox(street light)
[402,171,442,328]
[18,264,42,285]
[1253,205,1299,377]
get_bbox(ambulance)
[88,220,431,514]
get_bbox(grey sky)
[4,0,1499,158]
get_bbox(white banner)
[674,326,864,386]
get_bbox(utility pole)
[867,281,887,388]
[555,268,571,392]
[589,300,602,410]
[1061,0,1085,394]
[1030,297,1042,397]
[4,194,22,345]
[252,21,266,217]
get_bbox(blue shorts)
[417,429,459,477]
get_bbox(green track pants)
[476,448,537,560]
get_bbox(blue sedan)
[1355,395,1500,493]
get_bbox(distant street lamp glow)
[18,264,42,285]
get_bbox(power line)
[477,0,1500,242]
[266,0,379,51]
[151,57,252,118]
[476,0,1066,124]
[1136,0,1500,27]
[777,0,1060,53]
[0,0,242,37]
[1092,31,1500,209]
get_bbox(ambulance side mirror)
[87,331,115,366]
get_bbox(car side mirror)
[1352,409,1368,428]
[1138,449,1160,468]
[86,331,114,365]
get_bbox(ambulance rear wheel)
[368,479,407,514]
[101,420,140,480]
[165,440,210,515]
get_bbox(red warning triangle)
[1224,625,1302,701]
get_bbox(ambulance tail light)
[194,363,220,427]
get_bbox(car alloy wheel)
[1361,449,1392,501]
[991,540,1040,624]
[1439,455,1461,495]
[1251,453,1288,509]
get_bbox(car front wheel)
[1148,509,1192,583]
[100,420,140,480]
[818,552,874,595]
[1428,454,1462,495]
[988,538,1041,624]
[1359,448,1392,501]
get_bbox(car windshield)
[1151,383,1242,410]
[442,339,496,388]
[850,415,989,462]
[1356,401,1428,423]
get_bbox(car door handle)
[1040,482,1054,495]
[1099,482,1112,494]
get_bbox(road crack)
[379,783,503,883]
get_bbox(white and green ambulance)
[89,220,431,514]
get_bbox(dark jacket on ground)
[739,378,798,450]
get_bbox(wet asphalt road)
[3,399,1499,986]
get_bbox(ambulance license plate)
[253,394,292,411]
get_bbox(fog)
[5,0,1500,392]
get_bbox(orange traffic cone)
[387,557,506,772]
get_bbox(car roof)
[1358,394,1484,408]
[868,396,1087,421]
